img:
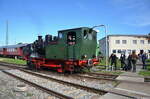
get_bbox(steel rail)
[3,70,73,99]
[87,72,145,78]
[78,73,150,85]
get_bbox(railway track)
[3,70,72,99]
[0,62,149,85]
[84,72,118,79]
[0,62,143,98]
[0,61,142,78]
[4,69,103,99]
[75,72,118,82]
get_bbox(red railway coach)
[0,44,28,58]
[0,48,3,55]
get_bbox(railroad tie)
[74,92,87,99]
[64,89,79,95]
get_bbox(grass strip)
[0,57,26,65]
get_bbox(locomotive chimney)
[38,36,42,40]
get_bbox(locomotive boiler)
[23,27,99,72]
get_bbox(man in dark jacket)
[127,53,132,71]
[120,54,126,70]
[142,53,147,69]
[109,53,117,70]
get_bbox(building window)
[133,40,137,44]
[117,49,121,53]
[112,50,116,53]
[127,50,131,54]
[122,40,127,44]
[140,40,144,44]
[122,50,126,54]
[148,40,150,44]
[115,40,120,44]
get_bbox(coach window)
[15,48,17,52]
[67,32,76,45]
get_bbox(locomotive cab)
[46,27,97,60]
[46,27,98,66]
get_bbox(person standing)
[120,53,126,70]
[142,53,147,69]
[109,53,117,70]
[131,51,138,72]
[127,53,132,71]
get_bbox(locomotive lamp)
[82,54,87,59]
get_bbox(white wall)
[99,35,150,58]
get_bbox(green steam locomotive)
[23,27,99,72]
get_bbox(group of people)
[109,51,147,72]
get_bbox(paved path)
[101,60,150,99]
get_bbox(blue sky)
[0,0,150,45]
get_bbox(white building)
[99,34,150,58]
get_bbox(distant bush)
[146,59,150,62]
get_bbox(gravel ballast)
[0,71,58,99]
[37,71,117,91]
[5,69,102,99]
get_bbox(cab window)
[83,30,93,40]
[83,30,88,39]
[58,32,63,39]
[67,32,76,45]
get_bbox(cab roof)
[58,27,90,32]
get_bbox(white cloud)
[123,15,150,27]
[111,0,150,27]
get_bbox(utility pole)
[6,20,9,45]
[91,25,108,70]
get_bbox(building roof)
[99,34,150,41]
[99,33,150,41]
[107,34,149,37]
[0,43,28,49]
